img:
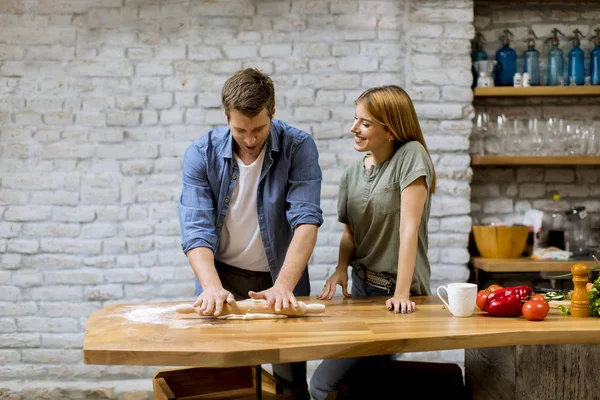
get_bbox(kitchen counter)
[84,296,600,399]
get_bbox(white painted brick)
[222,45,258,59]
[69,60,133,77]
[126,238,154,253]
[0,333,40,348]
[29,285,83,301]
[157,45,186,59]
[409,86,441,102]
[40,239,102,255]
[22,349,82,364]
[430,233,469,247]
[52,207,95,223]
[13,112,42,125]
[442,86,473,102]
[85,284,124,301]
[17,317,79,333]
[431,195,471,217]
[439,216,472,233]
[105,268,148,283]
[97,143,158,159]
[338,57,378,72]
[440,248,470,264]
[293,42,330,58]
[411,22,444,37]
[343,30,377,41]
[44,269,104,285]
[414,104,470,120]
[121,160,154,175]
[7,239,39,254]
[427,135,469,151]
[41,333,85,349]
[107,111,139,126]
[160,109,184,125]
[41,143,95,159]
[39,302,101,318]
[114,96,144,111]
[310,59,337,73]
[0,318,17,333]
[331,43,358,57]
[136,62,172,76]
[4,206,52,222]
[117,255,140,268]
[0,350,20,363]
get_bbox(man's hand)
[248,283,298,313]
[193,286,235,316]
[317,266,350,300]
[386,293,415,314]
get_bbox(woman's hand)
[386,293,415,314]
[317,266,350,300]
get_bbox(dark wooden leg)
[254,365,262,400]
[466,344,600,400]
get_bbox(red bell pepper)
[485,285,533,317]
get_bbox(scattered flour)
[123,305,175,325]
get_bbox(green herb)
[558,304,571,315]
[589,276,600,318]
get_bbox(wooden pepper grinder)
[570,263,590,318]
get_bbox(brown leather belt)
[355,265,396,292]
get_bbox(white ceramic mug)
[436,283,478,317]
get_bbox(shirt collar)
[219,120,281,159]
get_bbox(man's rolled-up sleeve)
[178,145,218,254]
[286,135,324,229]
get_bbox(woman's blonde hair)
[355,85,436,193]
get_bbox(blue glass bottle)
[471,32,488,89]
[568,29,585,86]
[591,28,600,86]
[546,28,565,86]
[495,30,517,86]
[523,29,540,86]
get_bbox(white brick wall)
[0,0,473,397]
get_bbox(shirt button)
[225,198,230,203]
[217,222,223,228]
[232,174,237,180]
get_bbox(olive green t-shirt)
[338,141,434,296]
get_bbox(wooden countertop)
[83,296,600,368]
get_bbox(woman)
[309,85,436,400]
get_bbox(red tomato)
[487,284,503,292]
[476,290,489,311]
[522,299,549,321]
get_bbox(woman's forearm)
[394,228,419,296]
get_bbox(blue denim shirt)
[178,119,323,296]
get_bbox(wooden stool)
[327,360,467,399]
[152,365,292,400]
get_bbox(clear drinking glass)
[471,109,489,155]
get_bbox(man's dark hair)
[221,68,275,119]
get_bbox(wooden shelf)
[472,257,598,273]
[474,86,600,97]
[471,155,600,166]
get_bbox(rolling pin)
[175,299,325,317]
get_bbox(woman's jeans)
[309,268,396,400]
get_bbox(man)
[178,68,323,399]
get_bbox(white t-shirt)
[217,147,269,272]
